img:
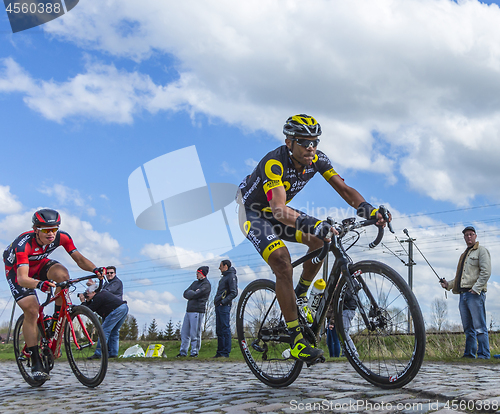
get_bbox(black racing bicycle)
[236,207,426,388]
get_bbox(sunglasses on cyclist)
[37,227,59,234]
[294,138,320,149]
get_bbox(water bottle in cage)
[309,278,326,316]
[43,315,53,337]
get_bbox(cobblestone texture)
[0,360,499,413]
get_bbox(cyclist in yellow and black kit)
[237,114,390,363]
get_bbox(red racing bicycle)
[13,274,108,387]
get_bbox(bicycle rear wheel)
[236,279,303,387]
[333,260,425,389]
[13,314,48,387]
[64,305,108,387]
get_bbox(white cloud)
[221,161,236,176]
[0,57,158,124]
[245,158,258,169]
[0,185,22,214]
[2,0,500,203]
[237,265,272,283]
[124,290,176,325]
[39,183,87,207]
[140,242,217,268]
[39,184,98,219]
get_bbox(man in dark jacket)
[78,284,128,359]
[177,266,211,357]
[87,265,124,300]
[213,260,238,358]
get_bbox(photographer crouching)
[78,284,128,359]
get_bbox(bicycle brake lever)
[379,205,394,234]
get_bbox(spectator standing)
[213,260,238,358]
[79,284,129,359]
[341,287,358,358]
[441,226,491,359]
[177,266,211,358]
[325,304,340,358]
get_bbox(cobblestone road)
[1,360,499,413]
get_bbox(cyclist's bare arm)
[268,186,301,227]
[70,251,102,279]
[270,186,336,241]
[328,175,391,226]
[17,266,55,290]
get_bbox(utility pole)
[402,229,416,291]
[402,229,416,333]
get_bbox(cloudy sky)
[1,0,500,335]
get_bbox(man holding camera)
[78,284,128,359]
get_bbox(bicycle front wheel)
[236,279,303,387]
[64,305,108,387]
[333,260,425,389]
[13,314,48,387]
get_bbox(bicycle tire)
[236,279,303,387]
[13,314,48,387]
[64,305,108,387]
[333,260,425,389]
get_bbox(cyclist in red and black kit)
[3,208,105,381]
[237,114,390,364]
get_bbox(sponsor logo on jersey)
[6,251,15,264]
[18,234,30,247]
[29,253,50,261]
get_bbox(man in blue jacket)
[213,260,238,358]
[177,266,211,357]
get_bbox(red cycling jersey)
[3,230,77,281]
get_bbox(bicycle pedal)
[306,355,326,368]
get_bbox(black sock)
[28,345,41,366]
[286,320,303,345]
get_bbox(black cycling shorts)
[6,259,59,302]
[238,206,306,263]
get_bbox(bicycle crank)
[41,345,55,372]
[306,355,326,368]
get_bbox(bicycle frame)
[292,216,387,343]
[21,275,100,363]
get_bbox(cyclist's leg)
[6,269,39,347]
[267,247,296,322]
[239,208,323,362]
[293,230,324,298]
[16,295,40,348]
[16,296,48,378]
[240,208,296,322]
[45,261,69,310]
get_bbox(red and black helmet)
[32,209,61,227]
